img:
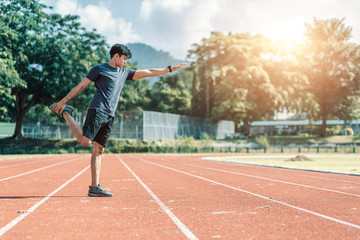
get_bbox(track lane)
[0,155,59,164]
[183,163,360,197]
[1,155,197,239]
[0,154,87,180]
[0,166,89,237]
[117,155,198,240]
[1,153,359,239]
[144,155,360,225]
[0,155,90,234]
[0,157,87,182]
[0,155,65,170]
[128,154,360,239]
[140,156,360,226]
[158,154,360,195]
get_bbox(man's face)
[116,54,127,68]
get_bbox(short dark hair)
[109,44,132,59]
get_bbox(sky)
[41,0,360,60]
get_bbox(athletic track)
[0,154,359,239]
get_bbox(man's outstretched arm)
[132,63,186,80]
[52,77,92,114]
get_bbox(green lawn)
[0,123,15,137]
[267,135,360,145]
[208,154,360,174]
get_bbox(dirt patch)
[285,154,314,162]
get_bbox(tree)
[303,18,360,136]
[188,32,281,135]
[263,39,316,121]
[1,0,108,139]
[188,32,231,119]
[147,72,192,115]
[116,64,151,114]
[0,20,26,121]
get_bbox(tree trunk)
[12,110,26,139]
[191,70,198,116]
[321,114,327,137]
[241,119,252,137]
[12,89,35,139]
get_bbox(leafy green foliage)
[302,18,360,136]
[0,19,26,121]
[254,135,269,147]
[188,32,282,133]
[1,0,108,138]
[116,64,151,114]
[188,19,360,136]
[147,72,192,115]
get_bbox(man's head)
[109,44,132,59]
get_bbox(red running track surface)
[0,154,359,239]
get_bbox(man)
[49,44,185,197]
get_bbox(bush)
[326,125,342,136]
[254,135,269,147]
[345,128,354,136]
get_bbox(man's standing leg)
[64,112,113,197]
[91,141,104,187]
[88,141,113,197]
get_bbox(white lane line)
[194,155,360,185]
[202,157,360,177]
[140,158,360,230]
[0,156,86,182]
[0,156,65,169]
[296,173,360,185]
[160,156,360,185]
[184,163,360,198]
[116,155,198,240]
[0,165,90,237]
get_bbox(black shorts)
[82,109,114,147]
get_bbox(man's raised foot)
[49,103,74,118]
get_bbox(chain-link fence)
[20,110,235,140]
[111,111,234,139]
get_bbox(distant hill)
[127,43,183,69]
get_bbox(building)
[246,120,360,136]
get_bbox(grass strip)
[209,154,360,174]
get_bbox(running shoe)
[49,103,74,118]
[88,184,113,197]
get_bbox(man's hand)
[52,101,67,115]
[169,63,186,72]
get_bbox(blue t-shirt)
[86,63,136,116]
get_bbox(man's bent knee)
[96,147,104,155]
[93,141,105,155]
